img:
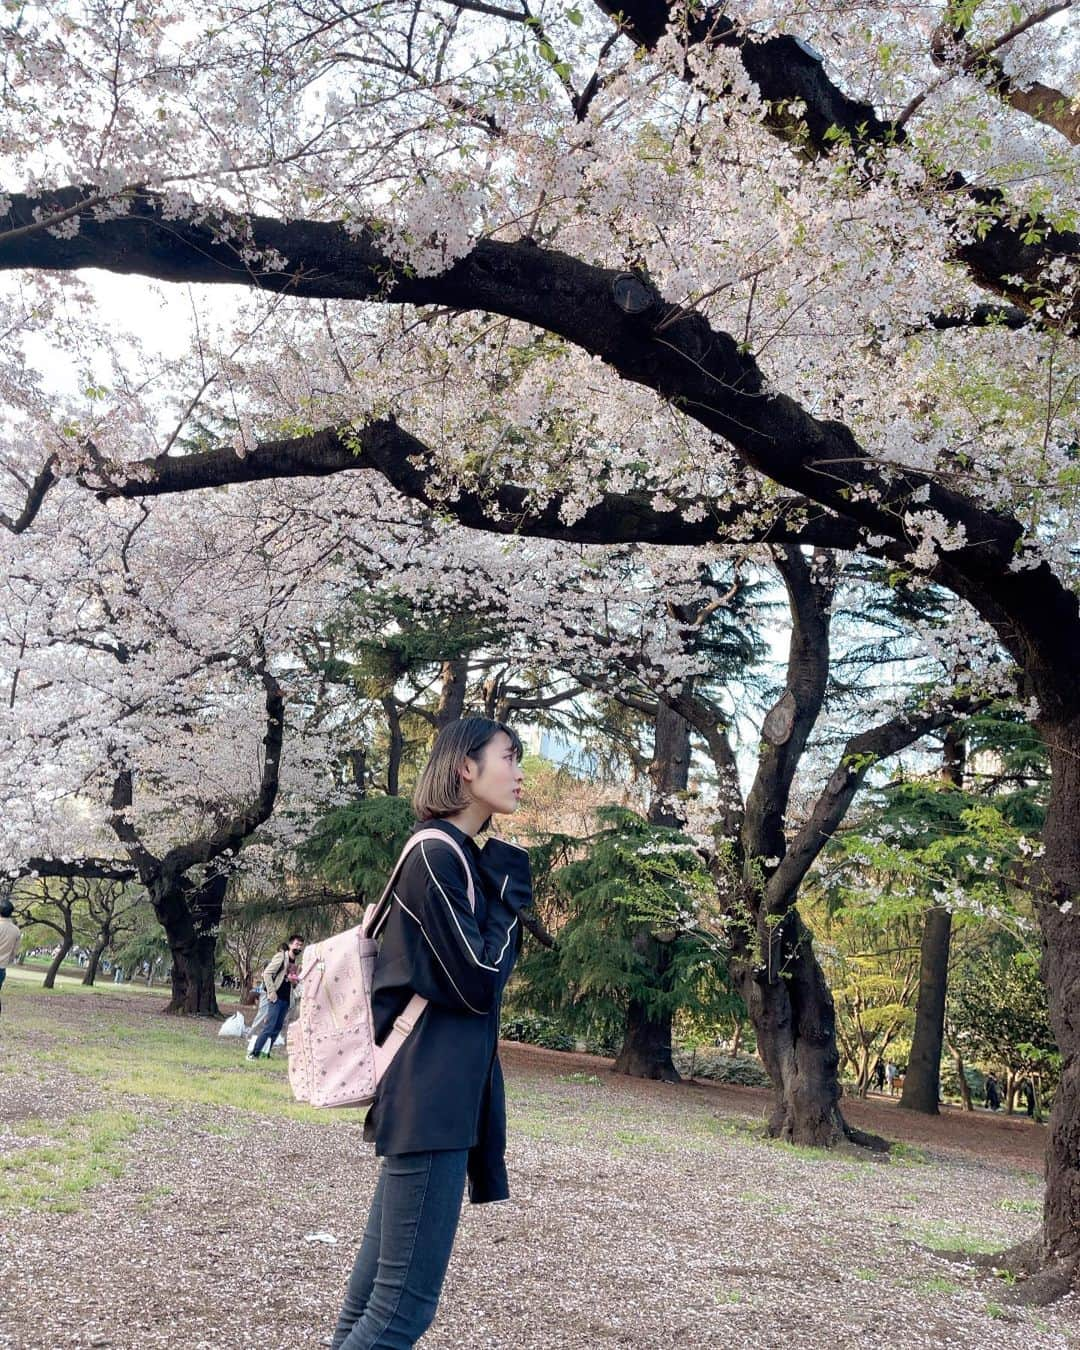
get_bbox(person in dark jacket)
[331,716,530,1350]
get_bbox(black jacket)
[362,818,532,1203]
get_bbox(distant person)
[985,1072,1002,1111]
[0,898,20,1017]
[873,1061,886,1092]
[1021,1078,1036,1118]
[885,1061,898,1096]
[247,935,304,1061]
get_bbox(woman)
[331,716,531,1350]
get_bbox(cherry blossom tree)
[0,0,1078,1291]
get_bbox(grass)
[999,1197,1040,1214]
[917,1276,962,1295]
[6,1002,344,1125]
[4,965,168,998]
[889,1141,931,1166]
[0,1110,139,1213]
[908,1221,1006,1255]
[134,1184,176,1214]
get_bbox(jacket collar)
[411,816,478,853]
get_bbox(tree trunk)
[152,871,225,1016]
[730,1017,743,1057]
[735,909,849,1146]
[42,938,72,989]
[1005,1069,1018,1115]
[856,1048,872,1099]
[612,700,689,1083]
[613,957,680,1082]
[900,906,953,1115]
[81,939,107,987]
[902,730,963,1116]
[951,1042,974,1111]
[348,747,367,798]
[1034,713,1080,1285]
[436,657,469,728]
[383,698,403,797]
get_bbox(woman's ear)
[458,754,478,785]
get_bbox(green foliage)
[671,1049,771,1087]
[949,945,1059,1084]
[500,1011,576,1051]
[299,795,414,901]
[512,806,738,1048]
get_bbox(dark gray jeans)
[332,1150,469,1350]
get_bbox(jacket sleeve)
[405,839,514,1015]
[261,951,285,992]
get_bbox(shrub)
[500,1012,576,1052]
[672,1049,772,1087]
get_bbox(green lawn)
[6,963,174,998]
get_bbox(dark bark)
[1,416,861,551]
[900,906,953,1115]
[436,657,469,728]
[613,975,680,1082]
[1033,714,1080,1280]
[733,909,847,1145]
[152,871,227,1016]
[614,700,691,1082]
[42,937,73,990]
[383,696,404,797]
[81,939,107,987]
[591,1,1080,333]
[348,748,367,798]
[901,729,964,1115]
[101,667,286,1016]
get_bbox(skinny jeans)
[332,1149,469,1350]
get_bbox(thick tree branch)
[743,547,835,863]
[109,768,161,883]
[2,415,865,550]
[1,187,1075,713]
[931,4,1079,146]
[764,700,978,912]
[18,856,137,882]
[590,1,1080,332]
[162,668,285,874]
[0,456,58,532]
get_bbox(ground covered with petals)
[1,979,1076,1350]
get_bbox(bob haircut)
[412,717,523,822]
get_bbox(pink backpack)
[287,829,475,1110]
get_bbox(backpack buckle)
[393,1015,415,1037]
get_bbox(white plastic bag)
[218,1011,247,1038]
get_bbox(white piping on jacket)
[392,891,486,1015]
[420,841,499,972]
[494,916,518,965]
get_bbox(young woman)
[331,716,531,1350]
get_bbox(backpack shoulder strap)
[361,829,476,940]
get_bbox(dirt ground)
[500,1041,1050,1172]
[1,988,1077,1350]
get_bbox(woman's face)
[461,730,524,817]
